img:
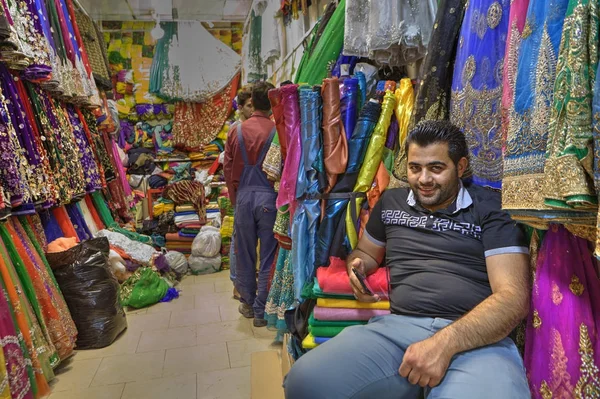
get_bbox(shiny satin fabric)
[297,86,323,198]
[292,199,321,302]
[268,88,287,161]
[321,78,349,193]
[392,79,416,182]
[276,84,302,217]
[347,91,396,249]
[314,101,381,267]
[340,77,359,140]
[355,72,367,112]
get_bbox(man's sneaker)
[253,318,267,328]
[238,303,254,318]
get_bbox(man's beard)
[411,177,459,208]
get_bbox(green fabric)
[149,22,177,96]
[313,279,354,299]
[120,268,169,309]
[248,10,266,82]
[308,313,367,327]
[295,0,346,85]
[17,217,62,293]
[110,226,153,245]
[308,325,348,338]
[382,148,395,174]
[92,191,118,228]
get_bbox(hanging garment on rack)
[543,0,599,210]
[525,225,600,399]
[320,79,348,194]
[410,0,467,127]
[450,0,510,190]
[502,0,570,212]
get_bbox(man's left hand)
[398,336,454,388]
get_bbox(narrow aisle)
[49,270,281,399]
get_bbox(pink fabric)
[313,306,390,321]
[276,84,302,217]
[316,257,389,298]
[112,140,132,199]
[524,225,600,398]
[500,0,530,148]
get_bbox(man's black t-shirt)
[365,182,529,320]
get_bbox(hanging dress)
[502,0,570,213]
[524,224,600,398]
[450,0,510,190]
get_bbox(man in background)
[227,85,254,301]
[224,81,278,327]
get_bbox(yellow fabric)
[176,205,196,213]
[221,216,234,237]
[346,90,397,248]
[0,349,11,399]
[302,333,318,349]
[153,203,165,216]
[395,79,415,148]
[316,298,391,310]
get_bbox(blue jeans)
[229,230,236,283]
[284,314,530,399]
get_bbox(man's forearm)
[434,290,529,356]
[346,248,379,275]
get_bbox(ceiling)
[77,0,252,22]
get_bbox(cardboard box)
[251,351,284,399]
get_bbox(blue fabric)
[503,0,570,212]
[66,203,92,241]
[450,0,510,190]
[355,72,367,113]
[284,315,530,399]
[39,209,65,244]
[314,336,331,345]
[340,78,359,140]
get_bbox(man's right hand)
[348,258,380,303]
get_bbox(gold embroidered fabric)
[543,0,599,209]
[574,324,600,399]
[569,275,585,296]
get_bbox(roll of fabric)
[316,298,390,310]
[321,78,348,193]
[313,281,354,299]
[392,79,416,181]
[340,78,359,140]
[276,84,302,215]
[269,87,287,161]
[308,325,347,337]
[313,306,391,321]
[309,312,367,327]
[316,257,389,297]
[314,100,381,267]
[314,336,332,345]
[355,72,367,112]
[52,206,79,240]
[346,90,396,249]
[302,333,318,349]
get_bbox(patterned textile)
[502,0,570,212]
[525,225,600,399]
[410,0,467,127]
[172,74,240,152]
[163,181,207,225]
[450,0,510,190]
[543,0,599,210]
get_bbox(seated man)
[284,121,531,399]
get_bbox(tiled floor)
[49,270,281,399]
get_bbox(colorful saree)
[525,224,600,398]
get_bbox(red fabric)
[52,207,79,240]
[85,195,106,230]
[316,257,389,297]
[223,111,276,205]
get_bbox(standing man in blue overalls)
[224,81,277,328]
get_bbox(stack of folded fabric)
[164,203,204,255]
[206,202,221,225]
[174,204,202,230]
[153,198,174,218]
[303,257,391,350]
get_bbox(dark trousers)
[234,191,278,319]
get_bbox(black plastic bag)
[46,237,127,349]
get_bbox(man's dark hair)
[252,81,275,112]
[237,85,253,106]
[280,80,293,86]
[405,120,469,165]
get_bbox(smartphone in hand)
[352,267,374,296]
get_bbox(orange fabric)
[85,195,106,230]
[110,246,131,260]
[52,207,79,240]
[359,162,390,240]
[0,241,52,398]
[47,237,78,253]
[6,220,76,361]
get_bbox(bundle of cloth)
[165,204,203,255]
[303,257,390,349]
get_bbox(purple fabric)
[39,209,65,243]
[125,260,140,272]
[153,254,170,273]
[23,0,52,80]
[66,105,102,193]
[313,306,390,321]
[65,203,92,241]
[524,225,600,398]
[386,116,399,150]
